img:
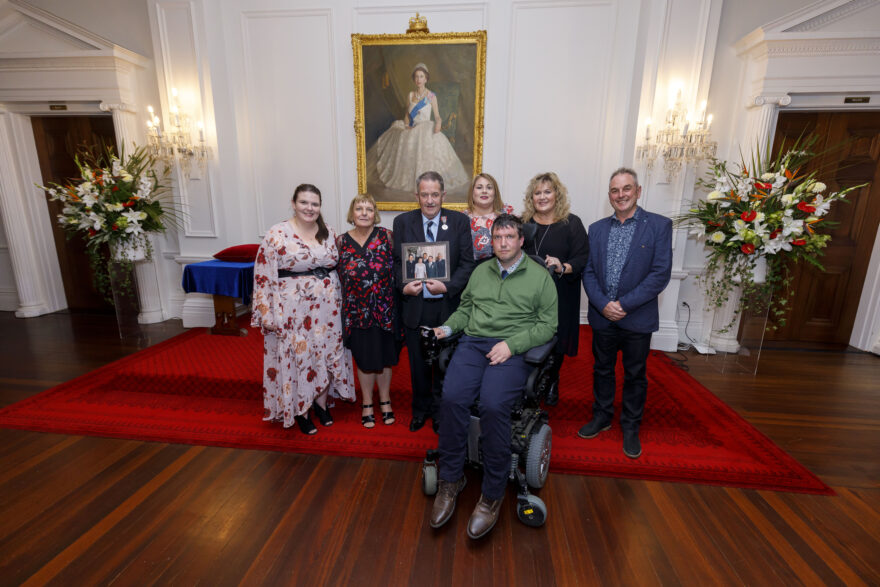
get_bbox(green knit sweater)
[444,255,558,355]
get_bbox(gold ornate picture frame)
[352,21,486,211]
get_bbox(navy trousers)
[438,335,530,500]
[591,323,652,432]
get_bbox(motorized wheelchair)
[418,326,560,528]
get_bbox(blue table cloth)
[182,260,255,304]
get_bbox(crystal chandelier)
[636,89,717,182]
[145,88,211,179]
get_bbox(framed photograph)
[402,241,450,283]
[352,25,487,210]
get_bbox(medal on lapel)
[440,215,448,231]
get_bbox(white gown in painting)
[366,91,469,192]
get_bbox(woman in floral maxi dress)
[251,184,355,435]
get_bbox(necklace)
[533,222,551,256]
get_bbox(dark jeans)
[591,323,652,432]
[404,299,445,418]
[438,336,530,500]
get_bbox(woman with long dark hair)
[252,184,355,434]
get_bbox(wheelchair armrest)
[523,336,557,364]
[443,331,463,344]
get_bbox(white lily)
[88,212,105,230]
[812,195,832,216]
[122,209,147,223]
[125,222,145,236]
[81,193,98,208]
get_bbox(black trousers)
[403,299,445,418]
[591,323,652,431]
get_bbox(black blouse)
[527,214,589,356]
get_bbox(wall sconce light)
[145,87,211,179]
[636,89,717,181]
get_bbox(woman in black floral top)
[337,194,400,428]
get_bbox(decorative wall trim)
[783,0,875,32]
[98,102,137,113]
[765,38,880,57]
[748,94,792,108]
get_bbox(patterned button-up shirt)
[605,207,643,300]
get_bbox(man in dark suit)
[393,171,476,432]
[579,167,672,459]
[435,252,446,280]
[426,256,436,278]
[406,253,416,280]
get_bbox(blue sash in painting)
[407,95,430,127]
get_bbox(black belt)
[278,267,335,279]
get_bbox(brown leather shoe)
[430,476,467,528]
[467,494,503,539]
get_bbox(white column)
[743,94,791,160]
[100,102,166,323]
[0,111,65,317]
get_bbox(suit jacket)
[405,259,416,279]
[582,207,672,333]
[393,208,475,328]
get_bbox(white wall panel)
[155,1,218,238]
[504,0,618,222]
[238,9,339,233]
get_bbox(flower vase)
[107,242,144,340]
[110,240,147,263]
[752,255,767,284]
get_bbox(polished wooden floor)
[0,311,878,586]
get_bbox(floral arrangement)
[39,145,172,301]
[676,137,863,329]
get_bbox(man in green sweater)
[429,214,557,539]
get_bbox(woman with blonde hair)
[466,173,514,260]
[336,194,400,427]
[523,172,589,405]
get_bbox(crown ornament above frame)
[407,13,429,34]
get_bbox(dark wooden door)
[31,116,117,312]
[767,111,880,345]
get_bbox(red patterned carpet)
[0,324,832,494]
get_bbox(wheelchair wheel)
[516,495,547,527]
[525,423,552,488]
[422,462,438,496]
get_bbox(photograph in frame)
[401,241,450,283]
[352,27,487,211]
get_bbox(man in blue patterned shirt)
[579,168,672,459]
